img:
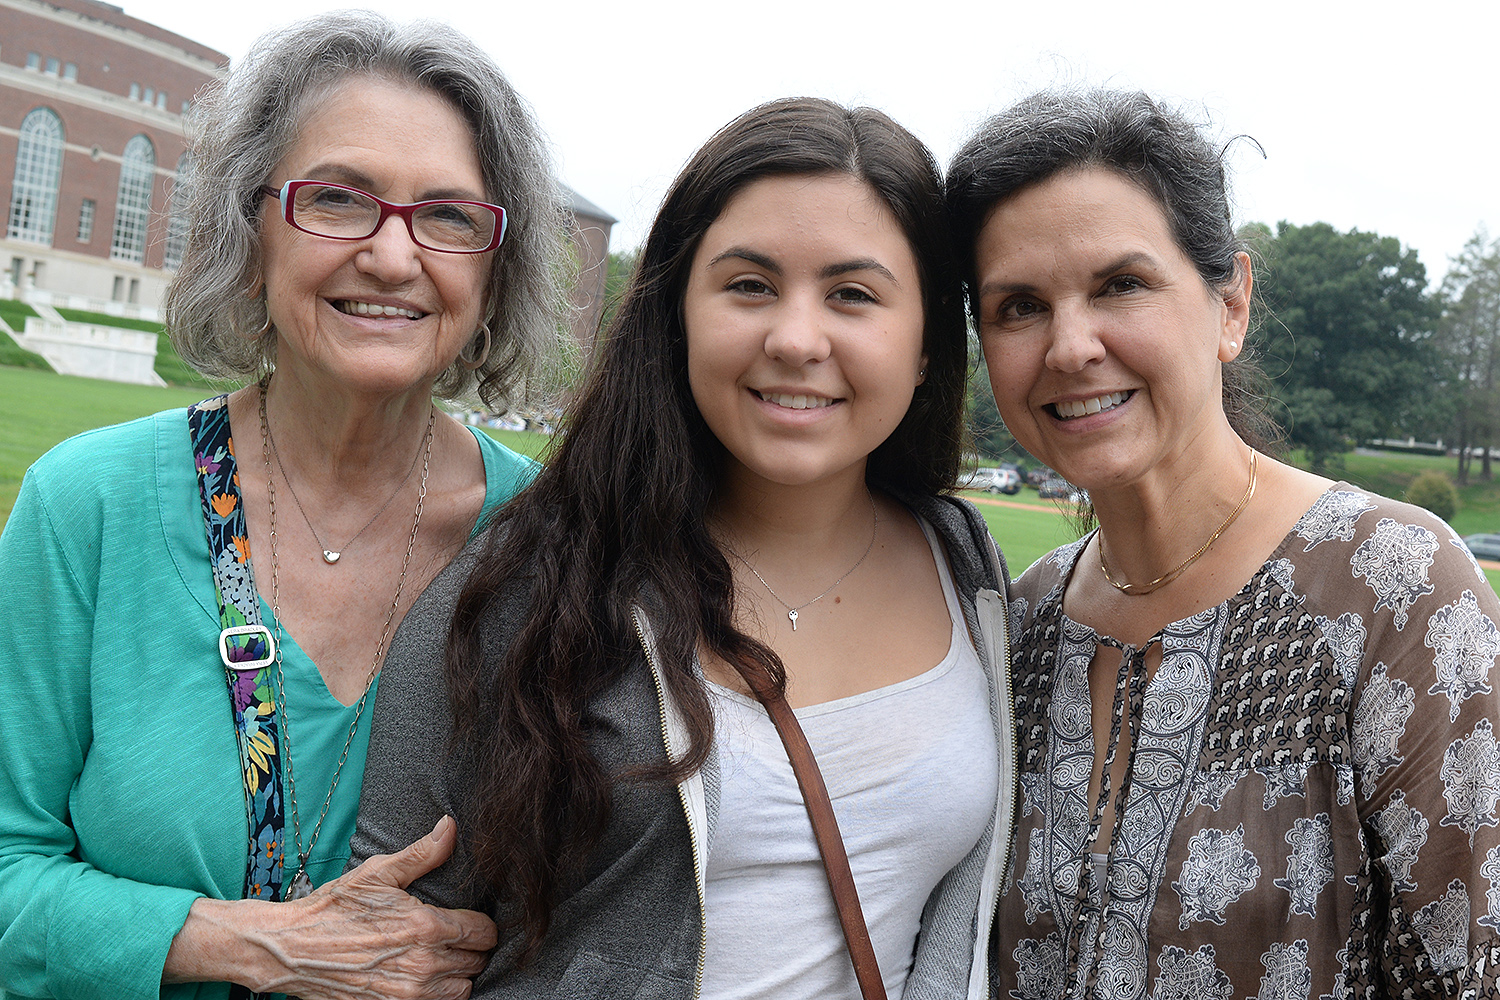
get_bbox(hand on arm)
[165,816,497,1000]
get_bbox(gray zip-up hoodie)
[349,491,1016,999]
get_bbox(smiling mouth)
[1049,390,1133,420]
[754,390,837,410]
[332,299,426,320]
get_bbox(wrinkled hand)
[167,816,497,1000]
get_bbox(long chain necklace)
[728,489,878,632]
[258,376,434,900]
[1098,450,1257,597]
[264,403,426,566]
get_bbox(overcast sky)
[125,0,1497,286]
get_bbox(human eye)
[423,202,483,231]
[307,184,365,209]
[830,285,877,305]
[726,277,773,297]
[990,295,1044,327]
[1101,274,1145,296]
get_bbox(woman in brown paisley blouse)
[947,88,1500,999]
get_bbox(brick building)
[0,0,225,315]
[1,0,615,354]
[563,184,617,352]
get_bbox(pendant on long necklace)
[322,550,340,565]
[283,867,314,901]
[788,609,798,631]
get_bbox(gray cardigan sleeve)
[346,544,484,911]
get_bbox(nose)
[763,294,832,367]
[356,212,423,284]
[1044,300,1106,373]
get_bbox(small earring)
[1229,341,1239,350]
[917,367,927,385]
[460,322,493,371]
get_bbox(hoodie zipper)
[974,587,1015,1000]
[632,607,707,999]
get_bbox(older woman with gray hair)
[0,11,566,999]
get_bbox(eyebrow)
[298,165,485,203]
[821,257,899,284]
[977,277,1035,300]
[978,251,1161,299]
[707,247,900,285]
[1092,251,1158,281]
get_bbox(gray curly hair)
[164,10,569,406]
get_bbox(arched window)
[163,151,193,269]
[6,108,65,245]
[110,134,155,263]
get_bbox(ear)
[916,352,929,386]
[1218,251,1252,363]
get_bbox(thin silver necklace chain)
[264,395,428,566]
[728,488,878,632]
[258,375,433,900]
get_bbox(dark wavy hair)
[445,96,968,958]
[945,87,1276,451]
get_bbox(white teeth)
[762,392,833,410]
[338,300,422,319]
[1054,391,1130,419]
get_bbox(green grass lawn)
[53,307,165,334]
[1313,449,1500,537]
[0,366,557,528]
[4,362,1500,593]
[0,298,39,330]
[0,330,51,370]
[0,367,211,524]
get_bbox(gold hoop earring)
[460,322,492,371]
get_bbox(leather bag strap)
[735,665,888,1000]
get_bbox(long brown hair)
[445,97,968,959]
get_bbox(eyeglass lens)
[290,183,499,252]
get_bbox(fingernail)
[430,815,454,843]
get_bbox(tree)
[967,353,1035,467]
[1432,229,1500,483]
[600,248,639,334]
[1255,222,1438,472]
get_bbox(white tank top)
[700,518,998,1000]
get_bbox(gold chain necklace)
[258,375,434,900]
[727,489,878,632]
[1098,450,1257,597]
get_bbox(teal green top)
[0,408,535,1000]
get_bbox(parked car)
[1463,533,1500,560]
[960,467,1023,495]
[982,467,1022,495]
[1038,477,1086,504]
[957,469,993,492]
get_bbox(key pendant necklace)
[730,489,878,631]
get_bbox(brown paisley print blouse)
[996,485,1500,1000]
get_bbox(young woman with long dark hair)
[351,97,1016,999]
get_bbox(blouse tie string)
[1062,637,1154,999]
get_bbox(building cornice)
[0,0,227,76]
[0,61,191,137]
